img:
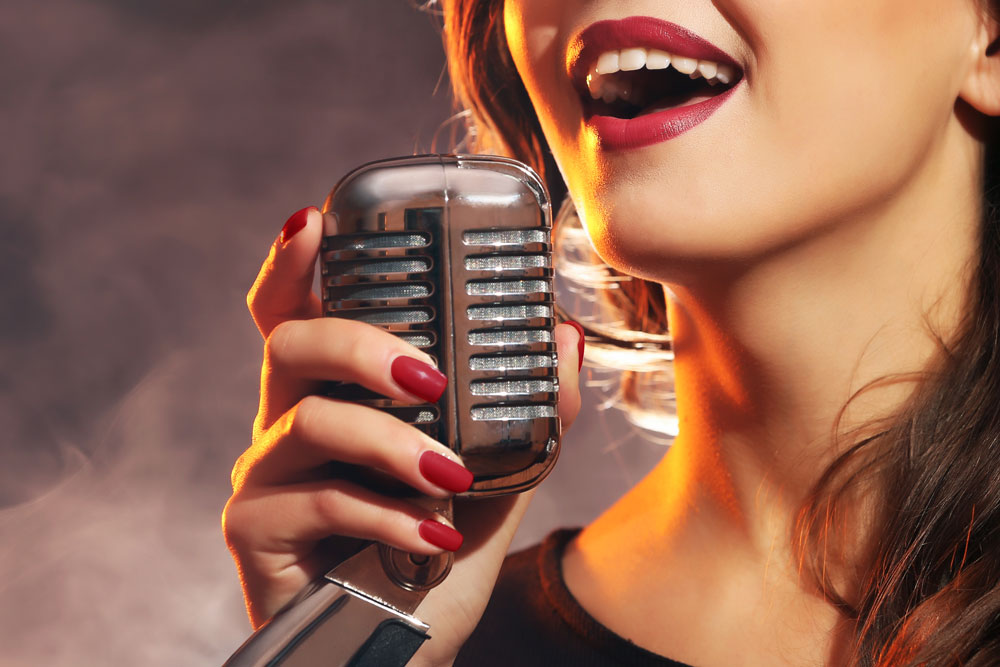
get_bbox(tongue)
[636,91,718,117]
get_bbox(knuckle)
[287,395,324,444]
[246,266,271,319]
[221,495,248,550]
[312,482,403,542]
[342,324,371,371]
[377,421,416,471]
[272,318,388,377]
[370,502,405,538]
[246,283,258,315]
[313,484,348,527]
[230,452,251,491]
[264,320,298,367]
[333,319,390,371]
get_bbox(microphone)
[224,154,561,667]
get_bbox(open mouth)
[578,47,742,120]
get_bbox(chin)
[576,190,757,284]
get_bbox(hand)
[222,207,582,666]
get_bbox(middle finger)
[238,395,472,498]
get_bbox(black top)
[455,529,694,667]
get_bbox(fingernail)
[391,356,447,402]
[279,206,317,244]
[565,321,585,371]
[418,519,463,551]
[419,451,473,493]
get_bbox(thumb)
[555,321,584,431]
[247,206,324,338]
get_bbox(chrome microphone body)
[224,154,560,667]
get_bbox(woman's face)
[503,1,984,282]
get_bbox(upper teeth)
[586,48,737,101]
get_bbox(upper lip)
[567,16,742,92]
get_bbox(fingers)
[251,321,581,491]
[258,318,443,429]
[223,478,462,562]
[248,206,325,339]
[554,321,584,431]
[234,395,472,498]
[223,477,464,627]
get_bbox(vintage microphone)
[224,154,561,666]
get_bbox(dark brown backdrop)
[0,1,664,663]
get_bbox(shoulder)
[454,529,693,667]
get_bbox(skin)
[503,0,1000,665]
[224,2,1000,666]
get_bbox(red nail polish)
[279,206,316,244]
[391,356,447,402]
[418,520,463,551]
[419,451,473,493]
[565,321,585,371]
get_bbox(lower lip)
[585,84,739,151]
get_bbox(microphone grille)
[321,155,560,496]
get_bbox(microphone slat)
[332,308,434,324]
[462,229,547,246]
[469,353,557,371]
[324,232,430,251]
[466,303,553,321]
[470,405,558,421]
[470,378,557,396]
[334,258,433,275]
[326,282,433,302]
[465,279,549,296]
[468,329,553,346]
[380,405,440,424]
[464,254,550,271]
[396,332,436,348]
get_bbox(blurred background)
[0,1,666,663]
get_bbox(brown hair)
[440,0,1000,664]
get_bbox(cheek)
[503,1,583,161]
[503,2,561,105]
[748,1,970,225]
[755,1,964,165]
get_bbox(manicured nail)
[565,321,585,371]
[418,519,463,551]
[391,356,447,402]
[279,206,317,244]
[419,451,473,493]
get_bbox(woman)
[223,0,1000,664]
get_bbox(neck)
[657,121,982,565]
[563,120,982,667]
[577,115,982,582]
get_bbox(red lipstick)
[568,17,743,151]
